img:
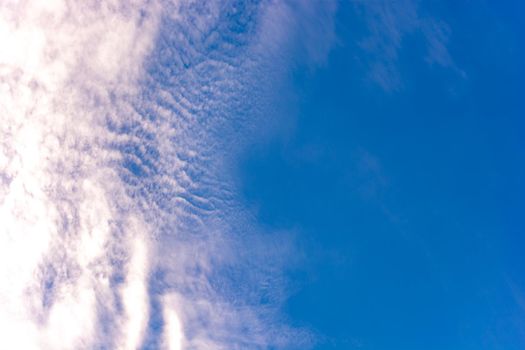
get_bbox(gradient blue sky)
[239,1,525,349]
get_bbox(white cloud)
[1,0,332,348]
[0,1,159,348]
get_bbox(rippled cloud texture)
[0,0,335,349]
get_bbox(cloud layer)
[0,0,337,349]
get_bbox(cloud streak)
[355,0,458,91]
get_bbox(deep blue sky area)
[239,1,524,349]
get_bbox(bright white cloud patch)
[0,0,335,348]
[0,1,159,348]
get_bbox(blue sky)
[1,1,523,349]
[238,1,525,349]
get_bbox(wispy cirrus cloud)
[355,0,459,91]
